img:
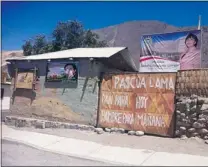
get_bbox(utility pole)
[198,15,201,30]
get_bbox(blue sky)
[2,1,208,50]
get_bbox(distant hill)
[2,21,208,70]
[93,20,208,69]
[2,50,24,66]
[1,50,24,72]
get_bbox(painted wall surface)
[8,59,107,125]
[98,73,176,137]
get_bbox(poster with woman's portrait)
[45,61,78,88]
[140,30,201,72]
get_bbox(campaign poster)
[45,61,78,88]
[140,30,201,72]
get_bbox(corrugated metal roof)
[6,47,127,61]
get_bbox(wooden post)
[12,68,18,104]
[96,72,103,128]
[33,67,37,91]
[80,77,89,102]
[14,68,18,91]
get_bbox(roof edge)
[6,47,127,61]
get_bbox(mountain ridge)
[2,20,208,69]
[93,20,208,69]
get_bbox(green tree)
[22,20,108,56]
[83,30,99,47]
[97,40,108,47]
[44,42,55,53]
[22,40,33,56]
[52,20,85,50]
[32,35,48,54]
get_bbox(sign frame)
[44,60,79,89]
[97,72,177,137]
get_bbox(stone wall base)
[175,95,208,140]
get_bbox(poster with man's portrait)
[45,61,78,88]
[140,30,201,72]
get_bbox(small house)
[6,47,137,126]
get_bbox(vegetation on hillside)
[22,20,108,56]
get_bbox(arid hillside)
[93,21,208,69]
[2,21,208,69]
[1,50,24,72]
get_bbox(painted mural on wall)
[15,71,35,89]
[45,61,78,89]
[99,73,176,137]
[46,61,78,83]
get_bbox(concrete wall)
[175,69,208,140]
[7,59,115,126]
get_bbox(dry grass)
[32,97,82,121]
[11,96,85,124]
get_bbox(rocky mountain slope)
[2,21,208,69]
[1,50,24,73]
[2,50,24,66]
[94,21,208,69]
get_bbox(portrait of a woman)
[180,33,201,70]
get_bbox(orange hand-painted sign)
[99,73,176,137]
